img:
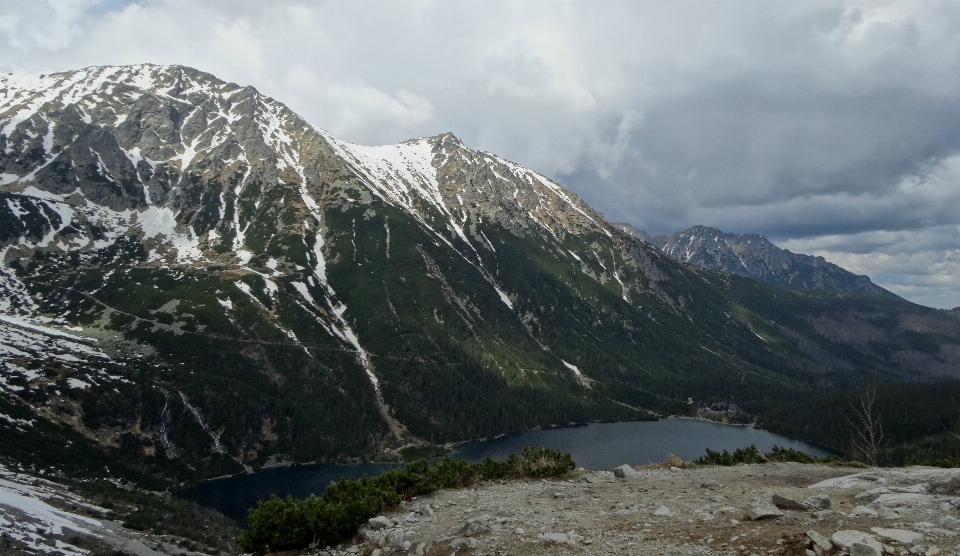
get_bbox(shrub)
[239,445,575,553]
[696,444,827,466]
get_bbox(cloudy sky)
[2,0,960,309]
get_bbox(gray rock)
[387,530,406,548]
[870,527,923,543]
[877,507,898,520]
[849,505,879,518]
[459,519,490,536]
[871,493,933,508]
[368,516,392,530]
[850,542,881,556]
[806,530,833,553]
[772,493,808,511]
[701,480,719,488]
[713,506,744,519]
[856,487,891,502]
[939,514,960,530]
[803,494,832,510]
[542,532,572,545]
[832,530,883,554]
[449,537,478,549]
[613,464,638,479]
[746,499,784,520]
[416,505,434,518]
[654,506,672,517]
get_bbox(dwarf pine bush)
[239,445,574,553]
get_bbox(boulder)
[613,464,638,479]
[877,507,898,520]
[804,494,832,510]
[806,530,833,554]
[772,493,808,511]
[850,542,881,556]
[746,499,784,520]
[459,519,490,536]
[542,532,572,545]
[832,530,883,554]
[939,515,960,530]
[368,516,392,530]
[654,506,672,517]
[449,537,478,550]
[701,479,719,489]
[856,487,891,502]
[849,505,879,518]
[387,530,406,548]
[870,527,923,544]
[713,506,744,519]
[871,493,933,508]
[417,505,435,518]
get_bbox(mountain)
[1,65,959,484]
[615,223,894,297]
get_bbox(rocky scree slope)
[616,224,894,298]
[0,65,958,484]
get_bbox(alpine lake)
[178,418,829,523]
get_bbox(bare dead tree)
[847,387,883,466]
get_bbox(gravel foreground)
[300,463,960,556]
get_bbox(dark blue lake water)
[178,418,828,522]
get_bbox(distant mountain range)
[1,65,958,486]
[614,223,895,297]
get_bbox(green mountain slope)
[1,64,958,484]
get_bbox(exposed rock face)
[615,223,895,297]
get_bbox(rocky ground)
[299,462,960,556]
[6,461,960,555]
[0,464,236,556]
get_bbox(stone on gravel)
[368,516,392,530]
[804,494,832,510]
[417,505,434,518]
[448,537,478,549]
[654,506,672,517]
[542,532,572,545]
[806,530,833,553]
[871,493,932,508]
[850,542,881,556]
[877,507,898,520]
[746,499,784,520]
[387,530,406,547]
[714,506,744,519]
[938,515,960,530]
[856,487,891,502]
[459,519,490,536]
[613,464,638,479]
[849,505,879,518]
[701,480,719,489]
[772,493,808,511]
[870,527,923,544]
[832,530,883,554]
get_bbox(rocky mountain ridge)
[615,224,893,297]
[1,64,959,486]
